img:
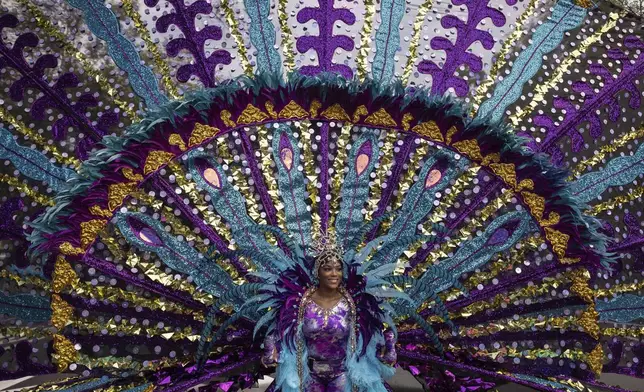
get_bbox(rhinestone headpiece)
[312,231,343,278]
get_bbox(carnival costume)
[0,0,644,391]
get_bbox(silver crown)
[312,231,343,277]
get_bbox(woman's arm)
[377,328,397,365]
[261,332,279,367]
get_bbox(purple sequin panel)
[303,298,350,363]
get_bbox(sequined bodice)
[302,297,350,361]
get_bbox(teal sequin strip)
[244,0,281,73]
[476,0,586,123]
[0,128,74,192]
[65,0,168,108]
[597,294,644,323]
[570,143,644,203]
[335,129,381,247]
[0,292,51,323]
[512,374,577,392]
[45,377,113,392]
[372,0,405,82]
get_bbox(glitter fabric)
[0,0,643,391]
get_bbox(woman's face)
[318,260,342,290]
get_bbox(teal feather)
[570,143,644,204]
[114,211,236,299]
[371,0,405,83]
[597,294,644,323]
[346,212,396,253]
[346,333,394,392]
[246,224,307,270]
[275,339,309,392]
[370,152,461,269]
[368,262,399,279]
[353,235,389,270]
[225,247,293,272]
[365,287,414,305]
[253,308,277,339]
[0,128,73,192]
[0,292,51,323]
[368,234,434,271]
[335,130,381,248]
[187,151,289,273]
[244,0,281,73]
[272,124,313,252]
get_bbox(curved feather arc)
[0,128,74,192]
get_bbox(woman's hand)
[261,334,279,368]
[377,329,397,366]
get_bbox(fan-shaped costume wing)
[0,0,642,391]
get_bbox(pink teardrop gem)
[203,168,221,189]
[425,169,442,188]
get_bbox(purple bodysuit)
[262,295,396,392]
[302,297,350,392]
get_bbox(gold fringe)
[220,0,253,77]
[277,0,296,73]
[0,173,54,206]
[0,269,51,290]
[423,165,480,226]
[257,125,286,228]
[366,132,398,221]
[586,185,644,216]
[298,121,321,241]
[411,189,515,277]
[329,124,353,229]
[569,126,644,179]
[595,280,644,298]
[508,11,623,127]
[217,140,265,227]
[71,315,200,342]
[0,107,79,167]
[401,0,434,85]
[18,0,139,120]
[356,0,376,81]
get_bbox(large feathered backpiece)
[0,0,643,391]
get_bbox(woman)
[261,244,397,392]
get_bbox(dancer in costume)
[1,0,644,391]
[261,235,397,392]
